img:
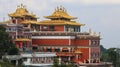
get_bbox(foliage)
[52,58,77,67]
[8,47,19,55]
[0,58,14,67]
[0,25,19,58]
[52,58,60,67]
[100,45,120,67]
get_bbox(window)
[49,25,55,31]
[46,48,52,52]
[42,26,48,31]
[55,49,60,52]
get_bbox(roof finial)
[60,5,62,10]
[98,32,101,37]
[23,5,26,9]
[94,31,96,36]
[20,3,23,8]
[89,28,92,35]
[17,5,20,8]
[55,7,57,11]
[57,6,59,11]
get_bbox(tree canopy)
[100,45,120,67]
[0,25,19,58]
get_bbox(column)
[44,47,46,52]
[60,47,62,52]
[52,48,54,52]
[59,56,61,64]
[75,55,78,63]
[68,56,71,61]
[68,47,71,52]
[26,41,28,47]
[16,60,18,66]
[20,42,23,48]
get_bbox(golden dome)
[44,5,77,20]
[8,4,38,18]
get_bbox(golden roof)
[0,20,13,24]
[14,38,31,41]
[44,6,77,20]
[39,20,85,26]
[21,20,39,24]
[8,4,38,18]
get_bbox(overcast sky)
[0,0,120,48]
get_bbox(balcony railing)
[56,52,75,56]
[32,31,89,36]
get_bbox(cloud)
[0,0,120,48]
[52,0,120,5]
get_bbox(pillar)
[68,47,71,52]
[75,54,78,63]
[68,56,71,61]
[44,47,46,52]
[60,47,62,52]
[52,48,54,52]
[20,42,23,48]
[16,60,18,66]
[59,56,61,64]
[26,41,28,47]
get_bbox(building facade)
[0,4,101,64]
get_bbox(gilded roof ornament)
[60,5,62,10]
[57,6,59,11]
[98,32,101,37]
[44,5,77,20]
[89,28,92,35]
[17,5,20,8]
[94,32,96,36]
[8,4,38,19]
[20,4,23,8]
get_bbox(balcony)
[32,31,89,36]
[56,52,75,56]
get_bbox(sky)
[0,0,120,48]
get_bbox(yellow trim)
[21,20,39,24]
[14,38,31,41]
[39,20,85,26]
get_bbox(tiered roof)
[44,6,77,20]
[8,4,38,19]
[40,6,85,26]
[39,20,84,26]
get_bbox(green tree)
[0,58,14,67]
[8,47,19,55]
[100,47,120,67]
[0,25,19,58]
[52,58,60,67]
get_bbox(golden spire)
[98,32,101,37]
[89,28,92,35]
[17,5,20,8]
[20,3,23,8]
[44,5,77,20]
[57,6,59,11]
[94,31,96,36]
[60,5,62,10]
[55,8,57,11]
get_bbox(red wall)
[32,39,69,46]
[55,25,64,31]
[73,40,89,46]
[79,48,89,63]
